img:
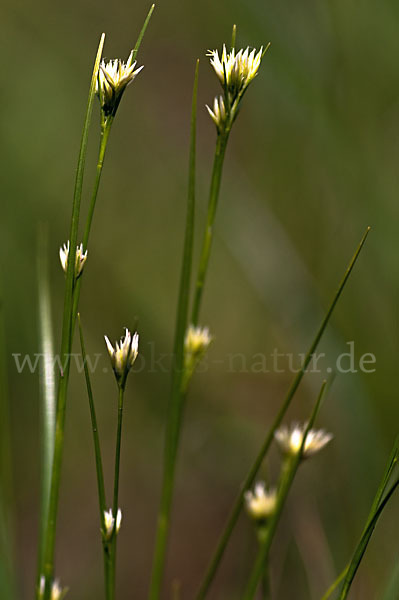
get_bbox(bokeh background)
[1,0,399,598]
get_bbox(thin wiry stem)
[107,386,125,600]
[148,60,199,600]
[113,387,125,517]
[320,436,399,600]
[338,478,399,599]
[78,315,107,521]
[322,435,399,600]
[78,314,113,599]
[39,34,105,600]
[38,10,154,598]
[242,381,327,599]
[191,130,229,325]
[195,228,371,600]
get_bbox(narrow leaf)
[196,227,371,599]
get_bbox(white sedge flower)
[206,95,227,131]
[103,508,122,540]
[104,328,139,387]
[38,576,67,600]
[59,241,87,278]
[275,423,333,458]
[97,51,143,116]
[244,482,277,521]
[50,580,63,600]
[207,44,263,98]
[185,324,212,359]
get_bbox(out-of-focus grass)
[2,0,398,598]
[0,301,16,599]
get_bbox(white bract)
[208,44,263,98]
[59,241,88,279]
[105,328,139,387]
[97,51,143,116]
[275,423,333,458]
[244,482,277,521]
[104,508,122,540]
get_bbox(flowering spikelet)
[185,324,212,361]
[104,328,139,388]
[206,96,227,132]
[103,508,122,540]
[207,44,263,99]
[97,51,143,116]
[275,423,333,458]
[59,241,87,279]
[50,580,66,600]
[183,324,212,385]
[245,482,277,521]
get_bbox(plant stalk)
[191,131,229,325]
[39,35,105,600]
[148,61,199,600]
[242,381,327,599]
[195,228,370,600]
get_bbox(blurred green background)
[1,0,398,598]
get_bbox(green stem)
[321,568,348,600]
[195,227,370,600]
[322,435,399,600]
[148,62,199,600]
[78,315,107,517]
[83,117,113,249]
[256,527,270,600]
[243,381,327,599]
[338,479,399,600]
[39,34,105,600]
[78,315,113,600]
[191,131,229,325]
[113,387,125,514]
[38,13,154,597]
[69,117,113,350]
[107,386,125,600]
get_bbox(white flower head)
[206,95,227,132]
[59,241,88,279]
[244,482,277,521]
[104,328,139,388]
[275,423,333,459]
[207,44,263,99]
[50,579,67,600]
[103,507,122,540]
[38,576,67,600]
[97,51,143,116]
[185,324,212,360]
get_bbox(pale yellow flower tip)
[39,576,67,600]
[104,508,122,540]
[274,423,333,458]
[96,50,144,116]
[244,482,277,521]
[104,328,139,387]
[207,44,264,98]
[51,580,63,600]
[206,95,227,131]
[185,324,212,358]
[59,241,88,278]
